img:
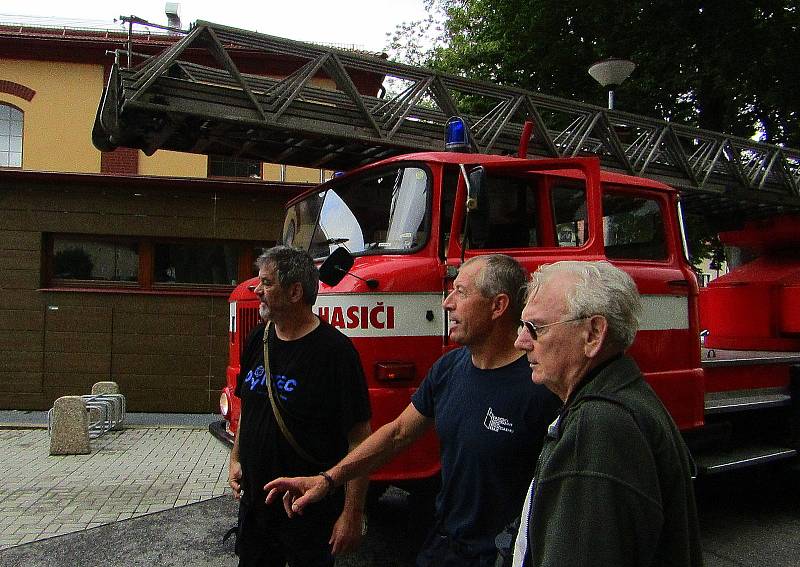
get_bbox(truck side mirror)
[319,246,354,286]
[466,166,486,211]
[319,247,379,289]
[466,166,490,247]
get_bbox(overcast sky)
[0,0,428,52]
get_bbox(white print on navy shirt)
[484,407,514,433]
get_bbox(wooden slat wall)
[0,229,44,408]
[0,177,287,412]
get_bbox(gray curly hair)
[529,261,642,351]
[256,245,319,305]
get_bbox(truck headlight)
[220,391,230,418]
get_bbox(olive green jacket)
[527,355,703,567]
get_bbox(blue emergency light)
[445,116,471,152]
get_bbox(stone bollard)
[91,381,119,395]
[90,381,124,430]
[49,396,91,455]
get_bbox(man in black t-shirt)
[228,246,371,567]
[266,254,560,567]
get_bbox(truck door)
[442,158,603,347]
[443,158,703,429]
[599,185,703,429]
[445,157,605,278]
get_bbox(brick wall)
[0,80,36,102]
[101,148,139,174]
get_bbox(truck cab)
[221,150,706,483]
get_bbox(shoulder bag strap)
[263,322,324,467]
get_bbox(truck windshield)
[282,166,430,260]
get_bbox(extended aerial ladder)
[93,20,800,228]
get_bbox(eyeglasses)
[518,317,588,340]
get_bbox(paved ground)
[0,495,240,567]
[0,487,429,567]
[0,410,430,566]
[2,463,799,567]
[0,412,230,550]
[1,410,798,566]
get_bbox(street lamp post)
[588,58,636,110]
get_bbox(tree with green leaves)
[389,0,799,145]
[387,1,799,265]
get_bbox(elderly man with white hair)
[511,260,703,567]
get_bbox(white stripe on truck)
[313,293,688,337]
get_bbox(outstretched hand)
[329,508,364,555]
[264,475,328,517]
[228,460,243,500]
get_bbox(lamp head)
[588,58,636,87]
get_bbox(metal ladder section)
[92,21,800,219]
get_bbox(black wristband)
[318,471,335,496]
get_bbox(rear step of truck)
[693,385,799,474]
[694,445,798,475]
[704,388,792,414]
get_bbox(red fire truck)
[93,21,800,482]
[220,143,800,480]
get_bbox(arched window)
[0,103,23,168]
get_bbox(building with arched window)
[0,16,384,412]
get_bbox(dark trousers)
[237,496,341,567]
[416,526,497,567]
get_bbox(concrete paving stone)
[90,516,119,524]
[42,524,62,533]
[147,504,171,513]
[0,426,231,549]
[17,517,45,527]
[12,532,40,542]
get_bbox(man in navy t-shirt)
[266,254,560,566]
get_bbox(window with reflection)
[284,166,430,259]
[552,183,588,248]
[0,104,23,168]
[474,174,539,249]
[602,192,667,260]
[47,234,262,290]
[154,242,240,285]
[208,155,262,178]
[52,237,139,282]
[467,175,587,250]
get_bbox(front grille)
[238,306,261,357]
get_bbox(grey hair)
[463,254,529,320]
[530,261,641,351]
[256,245,319,305]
